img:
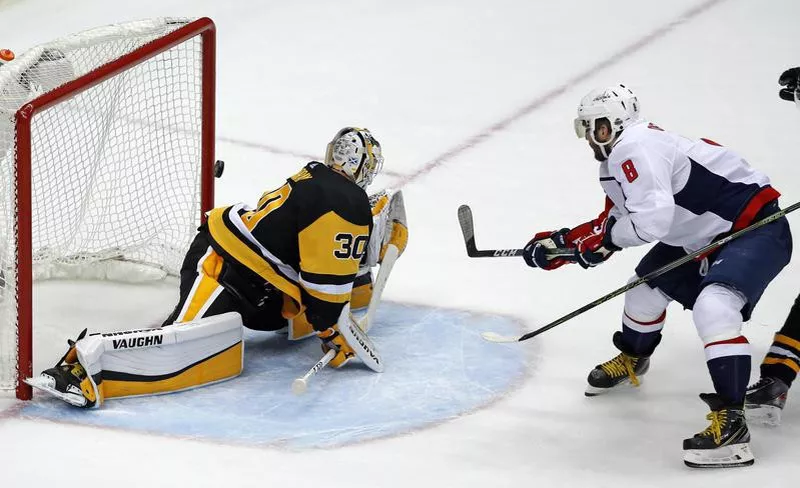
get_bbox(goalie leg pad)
[74,312,244,403]
[287,311,317,341]
[165,238,229,325]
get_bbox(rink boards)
[18,302,529,448]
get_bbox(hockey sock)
[760,294,800,386]
[620,310,664,356]
[705,336,751,405]
[761,333,800,387]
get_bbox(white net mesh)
[0,18,209,392]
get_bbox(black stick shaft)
[517,200,800,342]
[457,204,573,259]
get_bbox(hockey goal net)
[0,18,216,400]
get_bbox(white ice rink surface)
[2,0,800,486]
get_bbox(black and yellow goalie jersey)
[206,162,372,331]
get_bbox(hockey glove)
[380,220,408,261]
[317,326,356,368]
[523,228,574,270]
[779,67,800,103]
[573,216,621,268]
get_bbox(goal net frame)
[9,17,216,400]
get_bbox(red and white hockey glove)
[524,198,621,270]
[522,228,574,270]
[571,215,621,269]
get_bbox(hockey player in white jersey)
[522,84,792,467]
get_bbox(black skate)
[24,329,95,408]
[745,376,789,426]
[683,393,754,468]
[585,331,652,396]
[25,363,96,408]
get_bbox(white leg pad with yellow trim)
[75,312,244,405]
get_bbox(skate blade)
[683,443,754,468]
[24,375,88,408]
[585,378,640,397]
[744,404,782,427]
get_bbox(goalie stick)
[482,200,800,344]
[291,302,385,395]
[290,191,405,394]
[358,244,398,333]
[291,349,336,395]
[359,189,406,332]
[457,205,575,259]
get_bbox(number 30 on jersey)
[334,233,368,260]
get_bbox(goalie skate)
[24,364,94,408]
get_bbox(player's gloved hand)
[778,67,800,102]
[380,220,408,260]
[574,216,621,268]
[317,326,355,368]
[522,228,574,270]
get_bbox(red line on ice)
[394,0,727,188]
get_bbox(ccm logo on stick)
[492,249,516,257]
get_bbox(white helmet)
[574,84,641,145]
[324,127,383,189]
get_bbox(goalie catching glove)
[367,190,409,263]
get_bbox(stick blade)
[457,205,475,241]
[480,331,520,343]
[457,205,479,256]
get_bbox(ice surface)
[19,303,527,449]
[1,0,800,486]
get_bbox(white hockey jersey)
[601,121,779,252]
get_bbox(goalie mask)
[324,127,383,189]
[574,84,641,147]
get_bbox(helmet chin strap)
[599,142,611,160]
[589,130,614,159]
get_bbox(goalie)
[26,127,408,408]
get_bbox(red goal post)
[2,18,217,400]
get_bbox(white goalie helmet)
[324,127,383,189]
[574,84,641,145]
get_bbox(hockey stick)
[483,200,800,344]
[358,243,399,333]
[457,205,575,259]
[292,193,403,392]
[291,308,385,396]
[291,349,336,395]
